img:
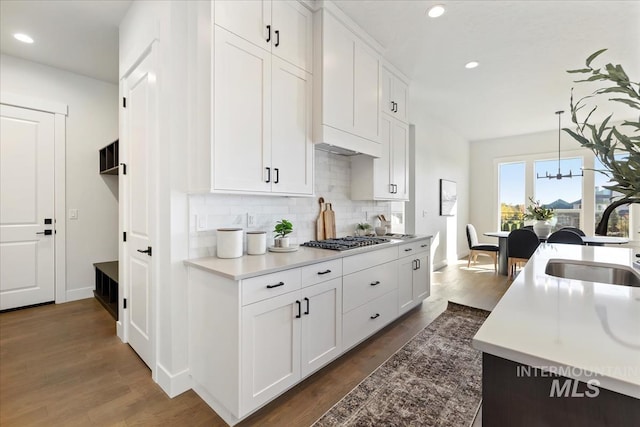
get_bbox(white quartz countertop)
[472,243,640,398]
[184,235,432,280]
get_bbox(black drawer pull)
[370,281,380,286]
[421,244,428,248]
[266,281,285,289]
[317,269,332,275]
[404,248,413,252]
[296,300,301,318]
[266,25,271,42]
[265,167,271,183]
[370,313,380,319]
[304,297,309,315]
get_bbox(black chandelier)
[536,110,584,180]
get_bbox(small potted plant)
[356,222,372,236]
[273,219,293,248]
[523,197,555,238]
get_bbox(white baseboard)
[156,363,192,398]
[65,287,94,302]
[433,260,448,271]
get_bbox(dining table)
[483,231,630,276]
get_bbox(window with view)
[498,162,525,231]
[594,156,629,237]
[534,157,583,231]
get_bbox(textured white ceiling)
[1,0,638,141]
[0,0,131,84]
[335,0,640,140]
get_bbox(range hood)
[314,125,382,158]
[315,143,362,157]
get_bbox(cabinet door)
[413,253,430,302]
[214,0,270,50]
[300,278,342,377]
[398,256,415,315]
[241,291,301,414]
[322,11,354,133]
[213,28,271,193]
[392,77,409,123]
[353,40,380,142]
[390,120,409,200]
[271,57,313,195]
[380,67,394,116]
[271,0,312,72]
[373,115,392,199]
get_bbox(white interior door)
[0,105,55,310]
[123,48,156,368]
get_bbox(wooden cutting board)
[316,198,326,240]
[324,203,336,239]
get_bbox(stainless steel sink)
[545,259,640,287]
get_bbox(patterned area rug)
[313,302,489,427]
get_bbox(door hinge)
[123,232,127,242]
[123,298,127,309]
[122,97,127,108]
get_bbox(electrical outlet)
[422,210,428,217]
[196,215,207,231]
[248,213,256,227]
[69,209,78,220]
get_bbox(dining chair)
[559,226,586,236]
[507,228,540,278]
[547,229,585,245]
[466,224,499,272]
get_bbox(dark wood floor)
[0,257,510,426]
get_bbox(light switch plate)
[69,209,78,220]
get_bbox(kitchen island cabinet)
[186,236,431,425]
[473,244,640,425]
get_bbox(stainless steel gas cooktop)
[301,236,389,251]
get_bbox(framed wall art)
[440,179,457,216]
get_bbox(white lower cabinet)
[300,278,343,377]
[398,241,431,315]
[241,276,342,413]
[187,238,431,425]
[241,291,301,412]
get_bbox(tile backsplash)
[188,149,393,258]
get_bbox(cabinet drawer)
[398,239,430,258]
[343,261,398,313]
[343,246,398,275]
[242,268,301,306]
[301,259,342,288]
[343,290,398,350]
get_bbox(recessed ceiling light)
[427,5,446,18]
[465,61,480,69]
[14,33,34,44]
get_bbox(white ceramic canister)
[247,231,267,255]
[217,228,243,258]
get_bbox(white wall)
[0,54,119,300]
[406,115,471,270]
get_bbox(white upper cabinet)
[271,57,313,195]
[351,114,409,201]
[381,65,409,123]
[205,2,313,196]
[214,0,312,72]
[213,28,272,193]
[314,8,382,158]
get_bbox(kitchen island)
[185,235,432,425]
[473,243,640,425]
